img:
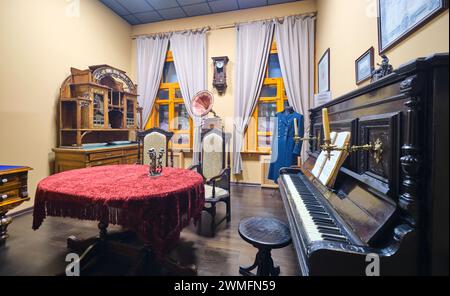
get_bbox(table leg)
[65,224,197,276]
[0,213,12,244]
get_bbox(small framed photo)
[377,0,448,54]
[355,47,375,85]
[318,48,330,93]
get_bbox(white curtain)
[170,29,207,165]
[136,35,169,128]
[232,21,275,175]
[275,15,315,163]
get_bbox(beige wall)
[131,0,317,183]
[315,0,449,98]
[0,0,132,212]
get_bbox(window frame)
[145,51,193,150]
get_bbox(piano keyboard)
[282,174,349,244]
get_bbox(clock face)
[216,61,224,69]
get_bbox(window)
[145,50,193,149]
[245,41,289,153]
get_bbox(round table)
[238,217,292,276]
[32,165,205,262]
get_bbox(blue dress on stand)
[268,110,304,183]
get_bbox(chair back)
[200,128,230,180]
[137,128,174,166]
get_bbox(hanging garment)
[268,110,304,183]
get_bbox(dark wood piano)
[279,53,448,276]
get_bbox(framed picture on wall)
[318,48,330,93]
[377,0,448,54]
[355,47,375,85]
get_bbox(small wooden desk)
[53,144,139,173]
[0,166,32,244]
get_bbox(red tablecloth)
[32,165,205,258]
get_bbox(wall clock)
[212,56,229,95]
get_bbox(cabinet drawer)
[89,150,123,161]
[0,174,20,190]
[123,156,138,165]
[89,158,122,167]
[0,188,19,203]
[123,149,139,157]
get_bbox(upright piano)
[279,53,449,276]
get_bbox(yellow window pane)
[162,62,177,83]
[268,54,282,78]
[258,102,277,133]
[158,104,169,131]
[260,85,277,97]
[157,89,169,100]
[175,88,183,99]
[173,133,190,146]
[174,103,190,131]
[258,135,272,148]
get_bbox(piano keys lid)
[302,157,396,246]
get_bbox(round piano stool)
[238,217,292,276]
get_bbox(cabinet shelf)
[59,65,139,147]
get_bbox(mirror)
[192,90,214,117]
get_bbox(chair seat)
[204,184,229,200]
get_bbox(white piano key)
[283,174,348,243]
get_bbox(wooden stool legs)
[239,247,280,276]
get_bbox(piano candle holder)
[294,135,318,143]
[319,107,383,163]
[320,138,383,163]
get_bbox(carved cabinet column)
[399,75,423,225]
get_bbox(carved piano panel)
[357,112,402,198]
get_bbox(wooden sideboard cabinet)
[53,144,140,173]
[58,65,139,148]
[0,166,32,244]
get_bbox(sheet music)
[311,132,337,178]
[318,132,351,186]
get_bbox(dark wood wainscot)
[0,166,32,244]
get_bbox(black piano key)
[315,221,337,228]
[322,236,348,243]
[304,205,326,212]
[317,225,341,231]
[310,212,331,219]
[322,233,348,241]
[313,219,336,226]
[318,228,342,235]
[309,210,329,217]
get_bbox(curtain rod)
[131,12,316,40]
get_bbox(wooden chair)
[137,128,174,167]
[190,128,231,236]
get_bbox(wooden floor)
[0,185,299,276]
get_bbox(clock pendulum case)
[212,56,229,95]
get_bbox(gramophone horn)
[192,90,214,117]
